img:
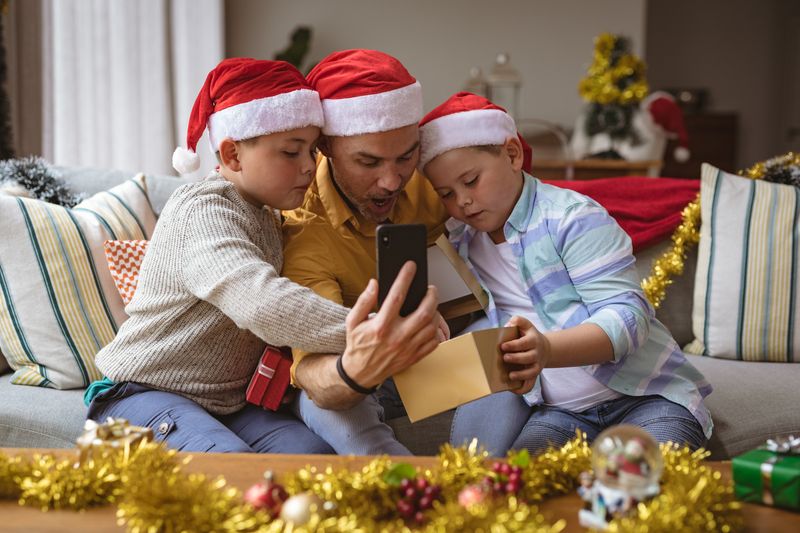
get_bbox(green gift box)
[733,448,800,510]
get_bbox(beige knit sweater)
[95,174,348,414]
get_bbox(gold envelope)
[393,326,521,422]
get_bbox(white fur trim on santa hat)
[208,89,324,149]
[419,109,517,170]
[172,146,201,174]
[321,81,423,137]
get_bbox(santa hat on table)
[306,49,423,137]
[172,58,324,174]
[418,92,533,172]
[643,91,691,163]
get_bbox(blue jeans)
[451,393,707,456]
[87,382,334,454]
[292,379,411,456]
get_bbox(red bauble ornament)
[458,484,490,507]
[244,471,288,517]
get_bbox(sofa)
[2,167,799,459]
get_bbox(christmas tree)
[577,34,648,147]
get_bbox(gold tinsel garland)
[641,152,800,309]
[578,33,649,106]
[0,434,742,532]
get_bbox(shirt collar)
[505,171,538,234]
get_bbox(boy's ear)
[317,135,333,158]
[503,136,524,172]
[218,138,242,172]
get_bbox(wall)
[646,0,795,168]
[225,0,647,129]
[5,0,43,158]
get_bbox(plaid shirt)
[448,173,713,437]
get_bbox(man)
[282,49,448,455]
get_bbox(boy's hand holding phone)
[500,315,552,395]
[340,262,442,392]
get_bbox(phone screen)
[376,224,428,317]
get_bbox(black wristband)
[336,355,378,395]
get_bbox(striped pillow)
[0,174,157,388]
[686,163,799,361]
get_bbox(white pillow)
[686,164,800,361]
[0,174,157,388]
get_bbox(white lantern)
[487,53,522,119]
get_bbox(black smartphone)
[376,223,428,317]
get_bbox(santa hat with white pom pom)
[643,91,691,163]
[172,57,324,174]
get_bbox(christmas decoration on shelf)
[0,419,742,532]
[570,33,691,164]
[0,156,85,206]
[642,152,800,308]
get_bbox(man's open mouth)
[371,196,396,209]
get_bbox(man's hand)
[341,261,441,390]
[500,315,551,395]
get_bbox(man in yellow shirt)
[282,50,447,455]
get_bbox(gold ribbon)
[760,456,778,506]
[76,417,153,466]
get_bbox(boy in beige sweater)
[86,58,442,453]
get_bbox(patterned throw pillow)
[103,240,149,305]
[686,163,800,361]
[0,174,157,388]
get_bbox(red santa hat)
[172,57,324,174]
[306,49,423,137]
[418,92,532,172]
[643,91,691,163]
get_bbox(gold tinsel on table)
[641,152,800,309]
[0,431,742,532]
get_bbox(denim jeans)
[87,382,334,454]
[291,378,411,456]
[451,392,707,456]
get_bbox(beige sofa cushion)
[688,354,800,459]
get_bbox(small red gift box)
[246,346,293,411]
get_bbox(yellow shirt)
[282,156,447,382]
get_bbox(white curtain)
[41,0,223,177]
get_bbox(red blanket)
[542,177,700,252]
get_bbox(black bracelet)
[336,355,378,395]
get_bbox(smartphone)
[376,223,428,317]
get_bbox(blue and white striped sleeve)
[554,199,654,362]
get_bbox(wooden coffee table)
[2,449,798,532]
